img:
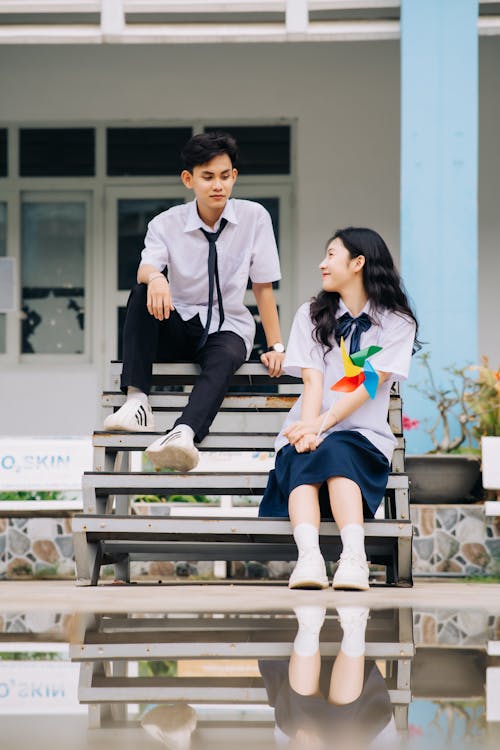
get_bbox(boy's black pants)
[120,284,247,442]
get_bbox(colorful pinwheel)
[331,337,382,400]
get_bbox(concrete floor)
[0,580,499,613]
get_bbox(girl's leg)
[288,606,326,696]
[328,606,369,706]
[288,484,329,590]
[327,476,369,591]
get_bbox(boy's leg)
[145,330,246,470]
[177,330,247,441]
[105,284,194,432]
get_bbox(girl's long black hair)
[310,227,420,352]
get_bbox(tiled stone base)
[0,516,75,579]
[413,609,500,646]
[411,505,500,577]
[2,504,500,580]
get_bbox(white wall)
[0,38,497,437]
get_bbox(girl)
[259,227,418,591]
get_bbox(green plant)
[465,356,500,439]
[139,660,177,677]
[133,494,215,503]
[409,353,477,453]
[0,491,63,502]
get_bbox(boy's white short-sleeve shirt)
[139,198,281,358]
[276,299,416,461]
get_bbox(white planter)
[482,436,500,490]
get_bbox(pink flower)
[402,414,420,431]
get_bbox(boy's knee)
[130,283,147,300]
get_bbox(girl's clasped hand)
[283,418,322,452]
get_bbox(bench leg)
[396,535,413,587]
[394,704,409,734]
[73,531,102,586]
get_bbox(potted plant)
[404,353,481,503]
[467,358,500,500]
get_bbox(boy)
[104,131,285,472]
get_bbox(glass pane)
[204,125,290,174]
[244,197,280,290]
[19,129,95,177]
[118,198,184,290]
[0,202,5,353]
[21,202,86,354]
[0,129,7,177]
[107,128,192,176]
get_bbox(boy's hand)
[260,350,284,377]
[147,276,175,321]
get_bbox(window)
[21,199,87,354]
[107,127,192,176]
[20,129,95,177]
[117,198,184,290]
[204,125,290,174]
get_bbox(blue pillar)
[401,0,478,453]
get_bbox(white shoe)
[332,550,370,591]
[289,550,329,590]
[103,398,155,432]
[146,429,199,472]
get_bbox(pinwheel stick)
[315,406,334,443]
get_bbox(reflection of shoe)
[103,398,155,432]
[146,429,199,472]
[289,550,329,589]
[337,606,370,657]
[141,703,196,749]
[294,605,327,631]
[332,551,370,591]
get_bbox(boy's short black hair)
[181,131,238,172]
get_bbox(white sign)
[0,662,85,714]
[0,438,92,491]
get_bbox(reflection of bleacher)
[70,608,414,735]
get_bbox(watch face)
[272,343,285,353]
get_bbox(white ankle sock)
[293,606,326,656]
[337,606,369,657]
[127,386,148,407]
[174,423,195,440]
[293,523,320,557]
[340,524,366,558]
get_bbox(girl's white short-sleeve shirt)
[276,299,416,461]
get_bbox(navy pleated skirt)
[258,430,390,520]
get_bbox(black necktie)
[334,311,372,354]
[197,218,228,350]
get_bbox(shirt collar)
[183,198,238,233]
[336,297,376,320]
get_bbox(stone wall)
[1,505,500,580]
[411,505,500,577]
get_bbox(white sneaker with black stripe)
[103,398,155,432]
[145,429,199,472]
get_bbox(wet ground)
[0,582,499,749]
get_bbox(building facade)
[0,1,498,452]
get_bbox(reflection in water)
[68,608,413,749]
[260,607,398,749]
[1,606,500,749]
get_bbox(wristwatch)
[267,342,285,354]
